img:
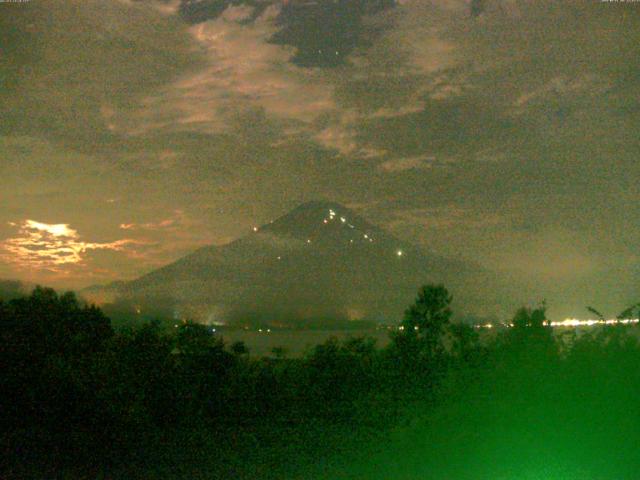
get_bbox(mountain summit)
[257,201,403,251]
[90,201,489,326]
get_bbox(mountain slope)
[89,201,495,325]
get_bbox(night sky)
[1,0,639,318]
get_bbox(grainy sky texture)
[1,0,639,317]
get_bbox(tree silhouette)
[616,303,639,320]
[512,303,548,329]
[400,284,452,353]
[271,346,287,359]
[391,284,453,378]
[231,340,250,356]
[505,303,557,362]
[587,306,605,321]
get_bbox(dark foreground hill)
[85,201,499,325]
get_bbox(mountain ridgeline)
[86,201,496,326]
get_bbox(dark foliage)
[2,285,640,479]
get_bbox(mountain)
[86,201,498,326]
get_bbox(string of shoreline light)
[474,318,640,329]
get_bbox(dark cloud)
[179,0,270,23]
[0,0,202,147]
[271,0,396,67]
[178,0,397,68]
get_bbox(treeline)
[2,285,640,479]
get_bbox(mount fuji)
[86,201,497,326]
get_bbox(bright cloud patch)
[23,220,77,239]
[124,4,335,137]
[378,155,438,173]
[2,220,140,272]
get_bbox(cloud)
[122,4,336,137]
[369,103,427,119]
[119,210,185,231]
[387,206,503,231]
[121,0,181,16]
[296,1,466,157]
[1,0,639,317]
[1,220,143,273]
[119,220,172,230]
[0,0,200,144]
[378,155,439,173]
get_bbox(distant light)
[253,226,258,232]
[259,328,263,332]
[349,239,354,243]
[396,249,403,257]
[340,217,346,223]
[174,324,178,328]
[550,318,640,327]
[472,318,640,329]
[267,329,271,333]
[363,234,369,239]
[307,239,312,244]
[323,219,328,224]
[277,256,281,260]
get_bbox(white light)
[307,239,312,244]
[549,318,640,328]
[396,249,403,257]
[253,226,258,232]
[277,256,281,260]
[340,217,346,223]
[323,219,328,224]
[25,220,76,238]
[473,318,640,329]
[363,234,368,239]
